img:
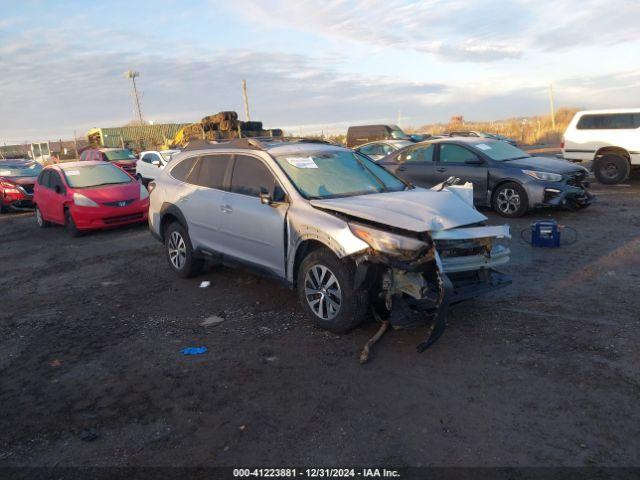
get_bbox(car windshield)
[104,149,136,161]
[390,125,409,139]
[470,140,530,161]
[62,164,133,188]
[0,161,43,177]
[274,150,407,199]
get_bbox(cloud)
[224,0,640,62]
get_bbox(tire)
[34,205,50,228]
[0,204,7,214]
[593,154,629,185]
[297,248,369,333]
[65,210,82,237]
[492,182,528,218]
[164,222,203,278]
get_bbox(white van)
[562,109,640,184]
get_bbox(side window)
[230,155,275,197]
[38,170,51,188]
[80,151,89,161]
[189,154,231,189]
[577,113,640,130]
[381,144,396,155]
[141,154,153,164]
[358,144,379,156]
[399,145,434,163]
[439,144,479,163]
[49,171,66,193]
[170,156,199,182]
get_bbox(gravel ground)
[0,176,639,468]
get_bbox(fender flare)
[159,202,189,241]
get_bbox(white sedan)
[136,150,180,183]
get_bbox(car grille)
[103,213,144,224]
[434,238,491,258]
[21,184,34,194]
[567,171,587,187]
[103,198,136,207]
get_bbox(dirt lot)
[1,177,639,468]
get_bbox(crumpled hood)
[503,156,587,175]
[310,187,487,232]
[1,175,37,185]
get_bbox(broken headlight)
[349,222,428,256]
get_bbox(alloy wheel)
[304,264,342,320]
[168,231,187,270]
[496,188,521,214]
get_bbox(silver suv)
[148,139,511,349]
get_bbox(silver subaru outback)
[148,138,511,350]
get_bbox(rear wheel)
[593,154,629,185]
[297,248,369,333]
[164,222,203,278]
[35,205,50,227]
[492,182,528,217]
[0,204,7,214]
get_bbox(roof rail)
[183,136,340,152]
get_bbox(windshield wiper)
[502,156,530,161]
[82,181,129,187]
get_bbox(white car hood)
[310,187,487,232]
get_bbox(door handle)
[220,204,233,213]
[436,167,447,173]
[397,166,406,172]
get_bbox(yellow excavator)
[163,111,282,149]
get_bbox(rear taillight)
[147,181,156,193]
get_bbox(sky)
[1,0,639,143]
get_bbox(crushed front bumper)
[356,224,512,352]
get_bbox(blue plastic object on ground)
[181,346,208,355]
[531,220,561,248]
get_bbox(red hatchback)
[80,147,138,176]
[33,161,149,236]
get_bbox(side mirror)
[54,185,63,194]
[465,158,484,165]
[259,191,272,205]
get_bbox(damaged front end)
[349,221,512,358]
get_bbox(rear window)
[61,164,132,188]
[189,154,231,189]
[0,161,42,177]
[170,157,199,182]
[576,113,640,130]
[104,149,136,161]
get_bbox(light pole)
[125,70,144,125]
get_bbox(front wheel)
[164,222,203,278]
[492,182,528,218]
[297,248,369,333]
[65,210,82,237]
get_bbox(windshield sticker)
[476,143,492,151]
[65,170,81,176]
[0,170,11,175]
[286,157,318,169]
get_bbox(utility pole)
[242,80,251,122]
[548,84,556,130]
[125,70,144,125]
